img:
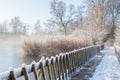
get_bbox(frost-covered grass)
[21,36,92,57]
[90,47,120,80]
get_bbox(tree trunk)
[63,26,67,36]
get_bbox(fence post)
[22,64,30,80]
[55,55,60,80]
[45,58,51,80]
[63,54,67,79]
[50,56,57,80]
[76,51,79,68]
[38,61,46,80]
[81,50,84,65]
[74,51,77,71]
[59,54,64,80]
[32,61,38,80]
[66,53,70,77]
[40,57,47,80]
[69,53,72,75]
[54,56,59,79]
[71,52,74,74]
[78,50,81,67]
[9,67,16,80]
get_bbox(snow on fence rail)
[114,44,120,63]
[0,45,102,80]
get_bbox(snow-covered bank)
[90,47,120,80]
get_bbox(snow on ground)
[90,47,120,80]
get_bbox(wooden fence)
[114,44,120,63]
[0,45,102,80]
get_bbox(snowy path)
[90,47,120,80]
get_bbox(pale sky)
[0,0,85,25]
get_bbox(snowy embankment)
[90,47,120,80]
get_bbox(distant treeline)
[0,0,120,45]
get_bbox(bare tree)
[9,16,23,34]
[86,0,120,44]
[44,20,57,35]
[34,20,41,34]
[50,0,75,36]
[106,0,120,39]
[84,0,107,44]
[0,21,8,32]
[75,6,85,29]
[21,24,30,34]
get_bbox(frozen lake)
[0,41,23,73]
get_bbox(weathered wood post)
[32,61,38,80]
[9,67,16,80]
[38,57,46,80]
[22,64,30,80]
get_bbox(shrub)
[21,36,92,58]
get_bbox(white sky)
[0,0,85,25]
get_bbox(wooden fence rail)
[0,45,102,80]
